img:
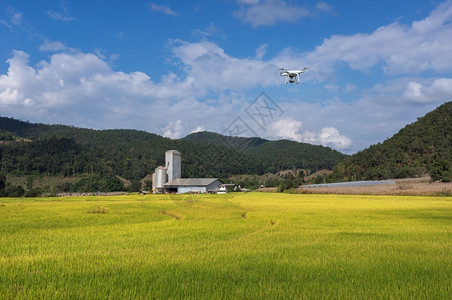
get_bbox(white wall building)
[151,150,222,194]
[164,178,222,194]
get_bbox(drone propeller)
[279,67,308,71]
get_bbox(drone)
[279,67,308,85]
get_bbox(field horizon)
[1,192,451,298]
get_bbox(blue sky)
[1,0,452,154]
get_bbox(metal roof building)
[164,178,222,194]
[151,150,222,194]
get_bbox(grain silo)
[165,150,181,182]
[152,166,167,193]
[149,149,222,194]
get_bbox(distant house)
[164,178,222,194]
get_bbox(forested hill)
[332,101,452,181]
[183,131,347,172]
[0,117,347,184]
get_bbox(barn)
[152,150,223,194]
[164,178,222,194]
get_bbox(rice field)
[1,193,451,299]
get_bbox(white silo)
[165,150,181,182]
[152,165,168,193]
[152,172,156,190]
[155,166,167,189]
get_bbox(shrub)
[429,159,452,182]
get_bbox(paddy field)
[1,193,451,298]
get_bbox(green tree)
[429,159,452,182]
[26,176,34,190]
[278,174,304,192]
[0,174,5,188]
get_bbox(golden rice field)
[1,192,451,299]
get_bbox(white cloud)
[316,127,352,150]
[238,0,260,4]
[292,0,452,79]
[0,51,149,113]
[191,126,206,134]
[1,8,23,29]
[269,119,303,141]
[315,2,334,15]
[171,40,278,91]
[429,78,452,98]
[402,81,426,103]
[162,120,185,139]
[11,12,23,26]
[356,75,452,107]
[268,119,351,150]
[234,1,334,27]
[0,49,224,137]
[191,23,220,39]
[151,3,177,16]
[234,0,311,27]
[402,78,452,103]
[46,4,76,22]
[0,20,11,29]
[39,41,74,52]
[255,43,268,60]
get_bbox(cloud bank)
[1,1,452,152]
[234,0,334,27]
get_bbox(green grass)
[1,193,451,299]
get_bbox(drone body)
[279,67,307,85]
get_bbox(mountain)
[0,117,347,190]
[4,100,450,193]
[331,101,452,180]
[184,131,347,173]
[182,131,267,152]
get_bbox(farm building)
[164,178,223,194]
[152,150,222,194]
